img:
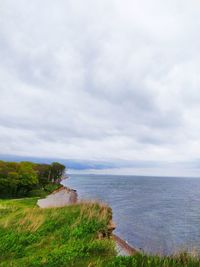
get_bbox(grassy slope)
[0,198,115,267]
[0,198,200,267]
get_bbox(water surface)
[63,174,200,254]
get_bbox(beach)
[37,186,77,208]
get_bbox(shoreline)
[38,184,138,255]
[113,234,138,256]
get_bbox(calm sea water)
[63,174,200,255]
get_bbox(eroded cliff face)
[108,220,116,236]
[37,186,77,208]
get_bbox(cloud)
[0,0,200,175]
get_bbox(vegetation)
[0,160,65,198]
[102,253,200,267]
[1,161,200,266]
[0,197,200,266]
[0,198,115,267]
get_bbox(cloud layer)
[0,1,200,175]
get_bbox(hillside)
[0,198,115,266]
[1,197,200,266]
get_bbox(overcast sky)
[0,1,200,176]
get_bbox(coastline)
[113,234,138,256]
[38,184,138,256]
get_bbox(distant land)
[0,154,200,177]
[0,154,118,171]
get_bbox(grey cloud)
[0,0,200,175]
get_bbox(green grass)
[101,253,200,267]
[0,198,115,267]
[27,183,62,198]
[1,198,200,267]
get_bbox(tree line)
[0,160,66,197]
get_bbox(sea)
[63,174,200,255]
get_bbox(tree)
[34,164,51,185]
[50,162,65,183]
[0,160,66,197]
[18,162,38,186]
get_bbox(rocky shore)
[113,234,138,256]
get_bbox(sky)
[0,0,200,176]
